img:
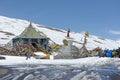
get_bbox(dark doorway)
[31,42,38,49]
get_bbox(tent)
[12,23,49,50]
[79,45,91,58]
[54,45,79,59]
[54,38,91,59]
[54,40,80,59]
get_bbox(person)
[25,52,30,60]
[102,49,107,57]
[67,28,70,37]
[98,48,103,58]
[112,49,117,57]
[24,46,32,60]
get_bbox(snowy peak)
[0,16,120,50]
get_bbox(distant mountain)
[0,16,120,50]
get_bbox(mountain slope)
[0,16,120,50]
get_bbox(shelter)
[12,23,49,50]
[54,39,91,59]
[54,39,80,59]
[79,45,91,57]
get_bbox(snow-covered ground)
[0,55,120,80]
[0,55,120,66]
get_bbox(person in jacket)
[98,48,103,58]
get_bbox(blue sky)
[0,0,120,40]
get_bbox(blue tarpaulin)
[106,50,113,57]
